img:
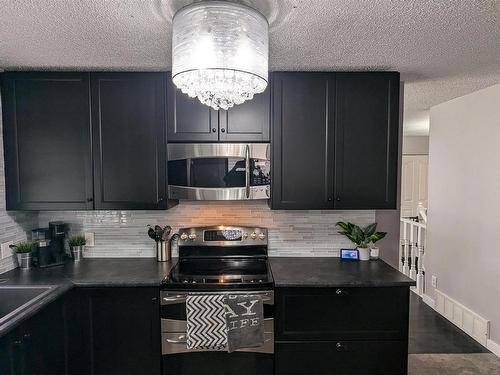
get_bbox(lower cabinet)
[275,341,407,375]
[78,287,161,375]
[275,287,410,375]
[0,294,67,375]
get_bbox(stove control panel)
[177,226,268,247]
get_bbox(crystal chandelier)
[172,1,269,110]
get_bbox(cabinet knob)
[328,197,332,202]
[212,128,217,133]
[335,288,349,296]
[87,197,93,202]
[336,196,341,201]
[220,128,226,133]
[336,342,346,351]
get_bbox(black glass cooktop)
[163,258,273,289]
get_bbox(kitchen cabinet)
[0,295,67,375]
[1,72,93,210]
[79,288,161,375]
[271,71,400,210]
[271,72,335,209]
[167,75,270,142]
[334,73,400,209]
[91,73,170,209]
[275,286,410,375]
[275,341,407,375]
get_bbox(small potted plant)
[336,222,386,261]
[367,226,387,260]
[10,241,34,270]
[68,235,86,262]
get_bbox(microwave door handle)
[245,145,251,199]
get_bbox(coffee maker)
[32,221,68,268]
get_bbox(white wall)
[403,136,429,155]
[426,83,500,343]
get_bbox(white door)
[401,155,428,217]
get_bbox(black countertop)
[269,257,416,288]
[0,258,177,337]
[0,256,414,337]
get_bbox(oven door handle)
[166,334,186,344]
[245,144,251,199]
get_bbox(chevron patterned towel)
[186,295,228,350]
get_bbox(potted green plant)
[336,222,386,261]
[367,226,387,260]
[10,241,34,270]
[68,235,86,262]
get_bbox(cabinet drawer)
[276,287,409,341]
[275,341,407,375]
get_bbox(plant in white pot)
[336,222,386,261]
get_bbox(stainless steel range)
[160,226,274,375]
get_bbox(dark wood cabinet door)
[1,72,93,210]
[91,73,167,209]
[166,75,219,142]
[80,288,161,375]
[275,287,409,341]
[271,72,335,209]
[219,87,270,142]
[275,341,407,375]
[24,298,66,375]
[334,72,400,209]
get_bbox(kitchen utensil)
[154,225,163,241]
[162,226,172,241]
[147,225,156,241]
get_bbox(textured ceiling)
[1,0,499,134]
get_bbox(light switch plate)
[1,241,14,259]
[85,232,95,247]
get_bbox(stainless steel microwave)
[167,143,271,200]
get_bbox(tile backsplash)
[38,201,375,258]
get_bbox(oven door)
[167,143,270,200]
[160,290,274,375]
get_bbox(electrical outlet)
[431,275,437,288]
[1,241,14,259]
[85,232,95,247]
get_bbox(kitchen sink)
[0,286,54,325]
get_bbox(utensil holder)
[156,241,170,262]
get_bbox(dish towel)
[186,295,227,350]
[224,294,264,353]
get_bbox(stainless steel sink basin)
[0,286,54,325]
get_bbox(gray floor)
[408,292,499,374]
[409,354,500,375]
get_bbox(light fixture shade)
[172,1,269,110]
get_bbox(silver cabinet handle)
[166,335,186,344]
[245,144,251,199]
[161,295,187,304]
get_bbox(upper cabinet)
[271,73,335,209]
[271,72,400,210]
[1,72,93,210]
[91,73,169,209]
[166,74,270,143]
[2,72,176,211]
[334,73,400,209]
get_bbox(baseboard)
[487,339,500,358]
[434,289,489,346]
[421,294,435,309]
